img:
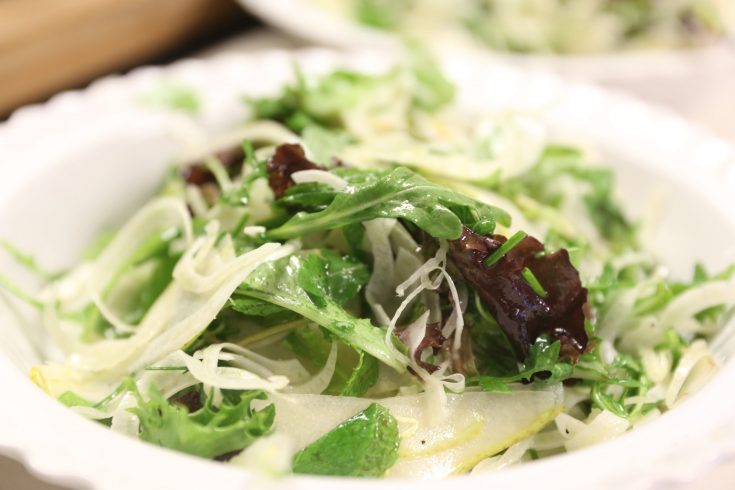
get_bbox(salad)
[314,0,733,53]
[2,53,734,479]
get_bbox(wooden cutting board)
[0,0,249,116]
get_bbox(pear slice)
[268,384,563,479]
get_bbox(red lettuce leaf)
[182,145,245,186]
[449,226,588,361]
[398,322,446,373]
[267,143,324,198]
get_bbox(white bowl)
[1,49,735,490]
[236,0,735,84]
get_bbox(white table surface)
[2,28,734,490]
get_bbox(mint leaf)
[292,403,399,477]
[130,387,274,459]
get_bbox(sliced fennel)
[267,384,563,479]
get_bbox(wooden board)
[0,0,249,116]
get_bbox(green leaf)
[591,383,629,419]
[495,145,636,251]
[297,250,370,306]
[468,337,573,391]
[0,240,62,280]
[0,272,44,310]
[228,296,288,317]
[572,339,656,420]
[655,329,687,367]
[58,391,97,408]
[474,376,512,393]
[130,387,274,459]
[220,141,268,211]
[340,351,379,396]
[236,253,407,372]
[123,252,180,325]
[354,0,410,29]
[405,41,455,111]
[268,167,510,241]
[278,182,336,211]
[342,222,367,260]
[58,377,138,427]
[292,403,399,477]
[142,83,200,114]
[247,53,454,134]
[633,281,673,316]
[467,300,518,377]
[302,126,352,166]
[286,327,379,396]
[72,228,181,340]
[248,69,381,133]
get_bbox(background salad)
[313,0,733,53]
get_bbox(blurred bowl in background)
[236,0,735,84]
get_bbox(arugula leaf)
[123,252,180,325]
[468,337,573,392]
[655,329,687,367]
[249,69,381,133]
[340,350,379,396]
[286,327,379,396]
[571,334,658,420]
[466,299,518,377]
[268,167,510,241]
[632,281,674,317]
[0,240,62,280]
[495,145,636,251]
[297,250,370,306]
[235,253,407,371]
[219,141,268,210]
[279,182,336,211]
[230,250,367,318]
[73,228,181,341]
[130,387,274,459]
[292,403,399,477]
[58,377,139,426]
[405,41,455,111]
[248,50,454,134]
[302,126,353,166]
[228,296,288,317]
[342,222,367,260]
[0,272,44,310]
